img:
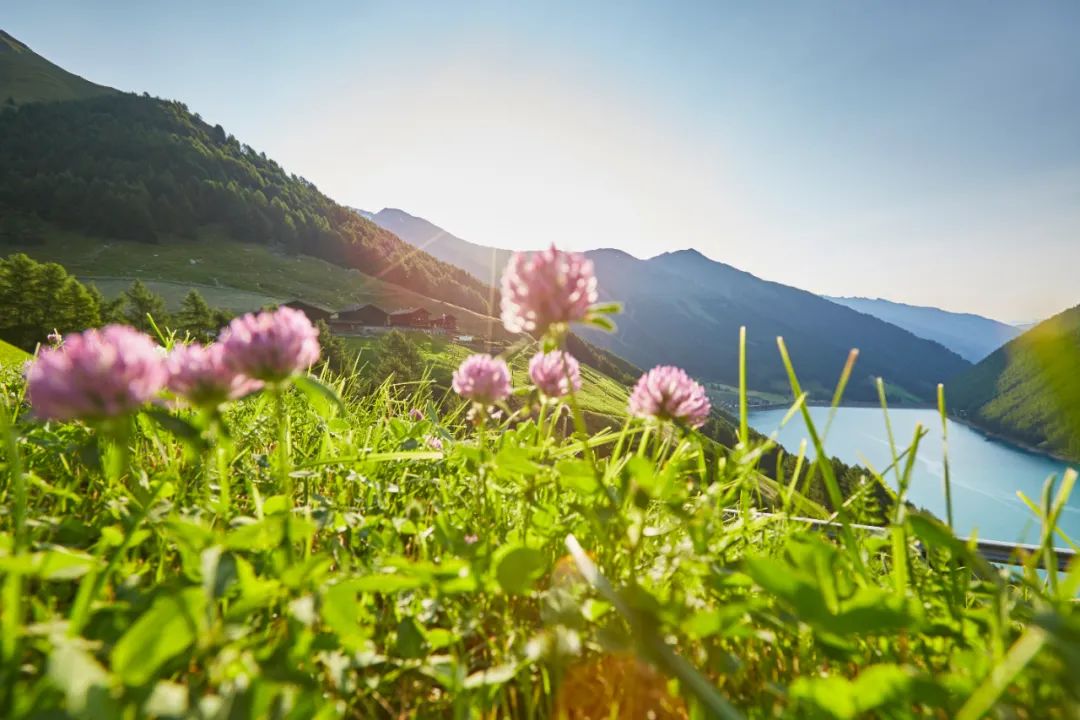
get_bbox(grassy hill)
[9,223,512,340]
[0,337,29,368]
[949,304,1080,460]
[0,30,115,106]
[6,223,650,425]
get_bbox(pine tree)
[123,280,169,334]
[315,320,348,374]
[0,254,102,349]
[56,280,101,333]
[87,284,126,325]
[176,289,215,341]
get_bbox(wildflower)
[464,533,479,545]
[500,245,598,335]
[167,342,263,407]
[528,350,581,399]
[425,434,444,450]
[409,407,424,421]
[452,354,512,405]
[220,306,320,383]
[25,325,168,422]
[629,365,711,428]
[46,330,62,347]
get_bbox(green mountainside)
[0,30,114,106]
[0,55,493,315]
[949,304,1080,460]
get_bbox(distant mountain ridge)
[583,248,970,402]
[825,296,1022,362]
[950,304,1080,461]
[359,208,512,285]
[0,30,115,106]
[365,210,972,402]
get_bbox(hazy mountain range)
[824,296,1023,362]
[361,208,972,402]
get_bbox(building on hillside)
[388,307,431,328]
[430,313,458,332]
[281,299,333,323]
[331,303,389,333]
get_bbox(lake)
[748,406,1080,544]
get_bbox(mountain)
[366,211,972,402]
[0,30,115,107]
[825,296,1022,362]
[360,207,512,285]
[581,249,970,402]
[0,56,495,316]
[949,304,1080,461]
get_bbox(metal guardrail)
[725,510,1076,572]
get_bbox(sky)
[6,1,1080,322]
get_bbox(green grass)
[0,30,115,106]
[1,337,1076,717]
[0,339,28,368]
[344,332,632,421]
[9,224,511,338]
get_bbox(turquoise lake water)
[748,406,1080,545]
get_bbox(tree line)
[0,93,494,315]
[0,253,223,347]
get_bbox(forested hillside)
[950,304,1080,460]
[0,93,494,315]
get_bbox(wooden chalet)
[331,303,389,332]
[281,299,333,323]
[430,313,458,332]
[388,307,431,328]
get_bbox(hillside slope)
[9,223,512,339]
[0,43,494,316]
[0,30,114,106]
[949,304,1080,460]
[826,296,1022,362]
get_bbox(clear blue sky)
[7,1,1080,321]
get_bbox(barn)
[281,299,333,323]
[431,313,458,332]
[388,307,431,328]
[332,303,389,332]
